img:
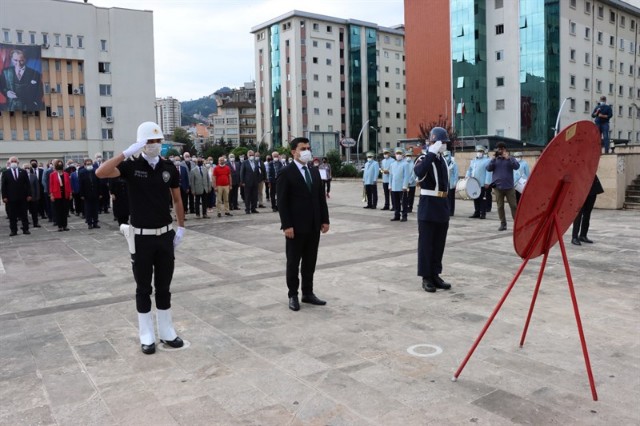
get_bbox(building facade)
[0,0,156,164]
[211,101,257,147]
[251,11,406,155]
[447,0,639,146]
[155,96,181,137]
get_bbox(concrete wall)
[453,148,640,210]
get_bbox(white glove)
[428,141,442,154]
[123,140,147,158]
[173,226,185,248]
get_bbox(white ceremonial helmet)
[136,122,164,143]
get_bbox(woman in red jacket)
[49,159,72,231]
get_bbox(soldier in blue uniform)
[465,145,492,219]
[389,147,409,222]
[414,127,452,293]
[362,152,379,209]
[444,150,459,216]
[380,148,394,210]
[404,149,417,213]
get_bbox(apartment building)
[0,0,155,163]
[155,96,181,137]
[450,0,639,146]
[211,102,257,147]
[252,10,405,155]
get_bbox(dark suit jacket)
[1,168,32,201]
[0,66,44,111]
[178,165,190,191]
[240,160,263,187]
[276,162,330,233]
[229,161,240,185]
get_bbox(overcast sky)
[87,0,405,101]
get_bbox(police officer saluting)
[414,127,452,293]
[96,122,186,355]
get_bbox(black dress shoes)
[579,236,593,244]
[422,278,436,293]
[23,230,31,235]
[469,213,480,218]
[141,343,156,355]
[400,217,407,222]
[498,223,507,231]
[289,296,300,311]
[251,209,260,213]
[571,237,582,246]
[381,207,390,211]
[161,337,184,348]
[301,293,326,305]
[9,232,17,236]
[479,213,486,219]
[390,217,400,221]
[432,275,452,290]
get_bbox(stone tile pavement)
[0,180,638,425]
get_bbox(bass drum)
[455,177,481,200]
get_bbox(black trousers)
[73,194,83,215]
[473,187,487,215]
[285,231,321,298]
[417,220,449,278]
[447,188,456,216]
[323,179,331,195]
[100,185,110,212]
[405,186,416,212]
[265,181,270,200]
[132,230,175,313]
[44,194,55,222]
[391,191,408,219]
[485,187,493,212]
[187,192,195,213]
[195,193,206,216]
[365,184,378,208]
[84,197,99,226]
[7,199,29,233]
[38,194,46,218]
[572,193,597,239]
[230,184,239,209]
[270,181,278,209]
[180,188,188,213]
[382,182,390,208]
[53,198,69,228]
[244,184,258,212]
[27,200,39,226]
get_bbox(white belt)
[133,225,172,236]
[420,189,448,198]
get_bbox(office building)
[0,0,156,164]
[405,0,640,146]
[252,11,405,155]
[211,102,257,147]
[155,96,181,137]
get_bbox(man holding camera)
[591,96,613,154]
[486,142,520,231]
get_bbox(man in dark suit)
[276,137,330,311]
[240,149,262,214]
[29,159,46,219]
[228,154,240,210]
[0,49,44,112]
[571,176,604,246]
[267,151,284,212]
[1,157,32,236]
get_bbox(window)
[597,5,604,18]
[570,49,576,61]
[314,125,320,131]
[596,56,602,68]
[81,106,86,117]
[384,35,390,44]
[618,85,623,96]
[78,62,83,72]
[395,67,400,74]
[312,57,318,64]
[327,108,333,116]
[326,58,331,65]
[585,27,590,39]
[585,1,591,13]
[395,82,401,89]
[100,39,107,51]
[597,31,603,44]
[77,36,83,48]
[609,36,615,47]
[609,59,614,71]
[327,75,332,82]
[384,96,390,103]
[313,108,319,115]
[495,24,504,35]
[584,78,590,90]
[570,0,576,8]
[570,99,576,111]
[326,42,331,49]
[619,38,625,51]
[312,40,318,47]
[584,101,590,113]
[312,23,319,31]
[66,35,72,47]
[570,74,576,87]
[99,84,111,96]
[326,26,332,33]
[609,83,614,94]
[100,106,113,117]
[584,53,590,65]
[618,105,623,116]
[619,62,624,73]
[384,66,389,72]
[620,16,626,27]
[631,65,635,76]
[496,77,504,86]
[101,129,113,139]
[569,21,576,35]
[55,60,61,71]
[396,97,400,104]
[610,10,616,23]
[16,30,23,43]
[496,50,504,61]
[69,106,75,118]
[313,74,318,81]
[596,80,602,92]
[2,29,9,42]
[495,0,503,8]
[67,61,72,72]
[29,32,36,44]
[496,99,505,110]
[57,106,64,117]
[632,19,636,30]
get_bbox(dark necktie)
[302,166,312,191]
[199,166,203,177]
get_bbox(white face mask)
[248,156,255,161]
[476,152,484,158]
[383,154,389,159]
[288,158,293,163]
[9,162,18,169]
[367,157,373,161]
[515,157,522,161]
[85,165,93,171]
[143,143,162,158]
[438,144,447,153]
[299,150,313,163]
[174,161,180,166]
[395,154,403,161]
[239,156,245,161]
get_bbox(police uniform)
[389,148,409,221]
[444,151,459,216]
[363,152,379,209]
[380,149,394,210]
[404,150,417,213]
[414,128,453,292]
[466,146,492,218]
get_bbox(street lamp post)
[554,97,574,136]
[259,130,272,150]
[370,126,379,156]
[631,103,639,144]
[356,119,370,165]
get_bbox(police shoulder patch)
[162,170,171,183]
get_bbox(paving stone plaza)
[0,180,638,425]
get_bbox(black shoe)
[141,343,156,354]
[479,213,486,219]
[498,223,507,231]
[571,237,582,246]
[225,213,233,216]
[217,213,222,217]
[400,217,407,222]
[9,232,17,236]
[469,213,480,218]
[381,207,390,211]
[259,204,266,208]
[93,224,101,229]
[272,208,278,212]
[363,206,370,209]
[289,296,300,311]
[432,275,451,290]
[422,278,436,293]
[579,236,593,244]
[88,225,93,229]
[34,224,41,228]
[251,209,260,213]
[160,337,184,348]
[63,228,69,231]
[58,228,64,232]
[202,215,209,218]
[23,230,31,235]
[301,293,326,305]
[390,217,400,221]
[246,211,251,214]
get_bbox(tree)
[418,116,459,151]
[325,149,342,177]
[231,146,249,157]
[165,148,180,158]
[171,127,196,154]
